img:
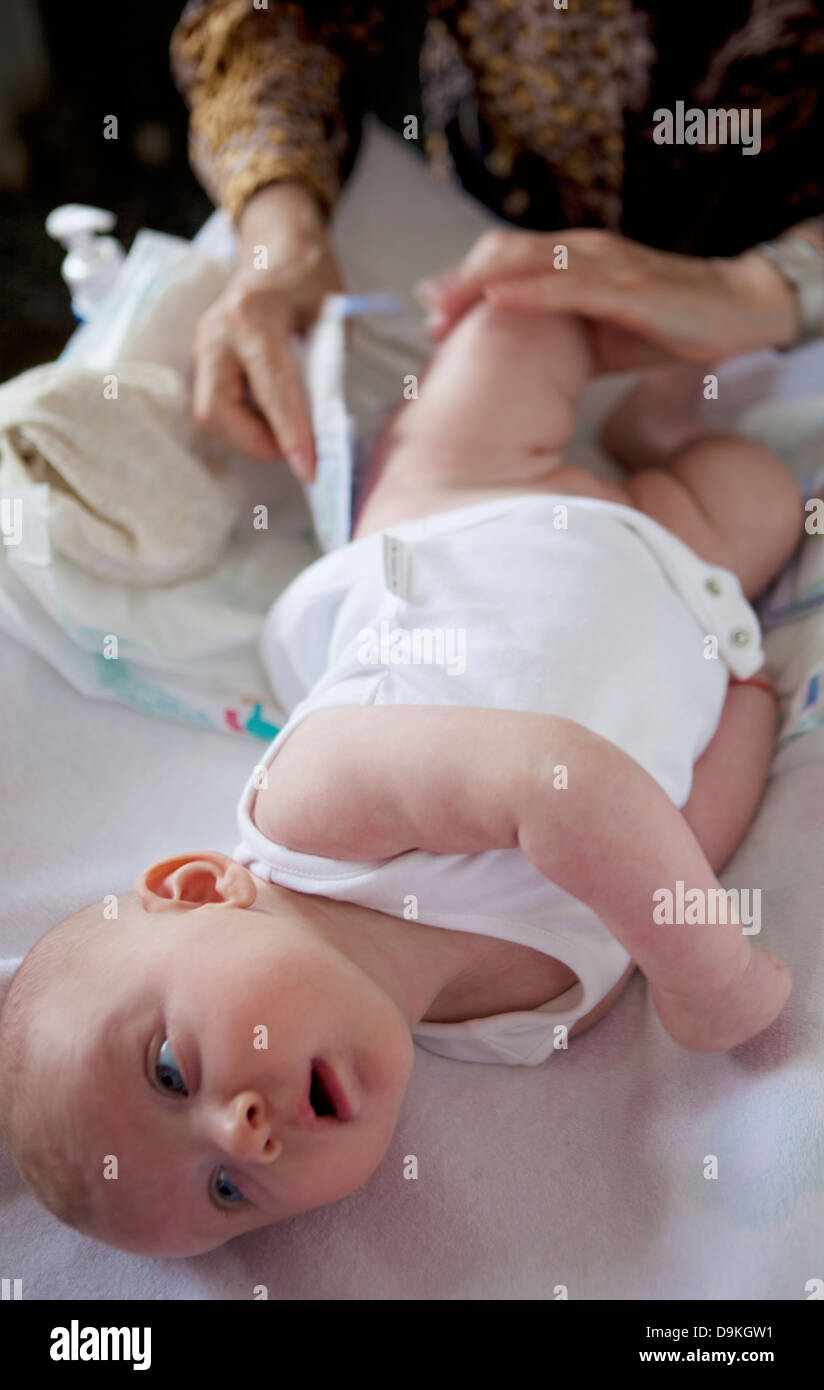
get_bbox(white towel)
[0,360,239,586]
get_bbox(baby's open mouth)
[308,1059,353,1122]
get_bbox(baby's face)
[27,881,415,1256]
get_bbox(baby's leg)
[680,666,778,874]
[599,364,710,473]
[393,300,594,465]
[598,364,804,597]
[624,430,803,599]
[354,303,599,535]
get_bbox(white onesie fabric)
[235,493,765,1066]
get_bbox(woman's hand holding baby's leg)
[354,301,597,535]
[394,299,594,473]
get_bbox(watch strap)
[754,234,824,349]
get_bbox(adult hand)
[192,182,344,482]
[416,228,801,372]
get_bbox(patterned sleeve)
[169,0,385,225]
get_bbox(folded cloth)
[0,361,239,586]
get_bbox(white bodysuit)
[235,494,765,1066]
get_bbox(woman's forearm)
[419,220,824,365]
[236,181,328,259]
[170,0,359,226]
[786,217,824,255]
[726,248,803,350]
[730,216,824,351]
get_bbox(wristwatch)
[754,229,824,349]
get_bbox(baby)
[0,301,803,1259]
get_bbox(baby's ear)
[135,852,256,913]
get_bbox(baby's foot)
[599,364,708,472]
[650,947,791,1052]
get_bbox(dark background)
[6,1,817,387]
[0,1,214,382]
[0,0,427,386]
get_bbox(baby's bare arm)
[253,705,790,1050]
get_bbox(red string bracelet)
[728,676,779,700]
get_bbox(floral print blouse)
[170,0,824,255]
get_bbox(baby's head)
[0,852,415,1257]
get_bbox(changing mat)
[2,119,824,1300]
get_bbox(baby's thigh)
[624,432,803,599]
[390,301,594,477]
[353,303,598,535]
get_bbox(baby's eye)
[154,1039,188,1096]
[213,1166,246,1207]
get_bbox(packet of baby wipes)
[298,292,402,552]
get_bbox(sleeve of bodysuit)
[169,0,386,225]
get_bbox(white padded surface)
[2,121,824,1299]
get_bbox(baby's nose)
[224,1090,283,1163]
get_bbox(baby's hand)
[650,946,791,1052]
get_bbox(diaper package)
[296,292,402,553]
